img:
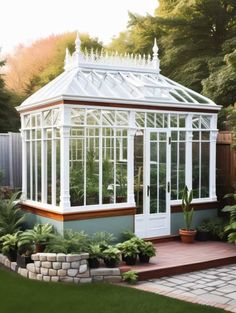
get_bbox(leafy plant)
[87,244,101,259]
[181,186,194,230]
[70,166,84,204]
[0,192,25,236]
[89,231,116,251]
[45,230,89,253]
[122,270,138,285]
[138,241,156,258]
[201,218,226,240]
[102,246,121,263]
[222,191,236,243]
[0,231,21,256]
[19,223,54,246]
[116,166,127,197]
[121,230,136,241]
[117,240,139,258]
[102,158,113,198]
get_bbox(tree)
[0,60,20,132]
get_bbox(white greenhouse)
[17,34,220,239]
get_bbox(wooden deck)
[120,241,236,281]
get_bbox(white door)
[135,130,171,238]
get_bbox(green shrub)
[122,271,138,284]
[19,223,54,246]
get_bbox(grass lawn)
[0,266,229,313]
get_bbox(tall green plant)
[0,192,25,236]
[222,190,236,243]
[19,223,54,246]
[181,186,194,231]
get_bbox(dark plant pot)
[116,196,126,203]
[88,258,100,269]
[125,255,137,266]
[139,253,150,263]
[196,230,210,241]
[122,254,127,262]
[7,249,17,262]
[104,258,119,268]
[17,254,33,268]
[86,196,98,205]
[35,243,46,253]
[103,196,111,204]
[179,229,197,244]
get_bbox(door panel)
[135,129,170,238]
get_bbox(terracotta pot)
[179,229,197,244]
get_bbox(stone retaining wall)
[0,253,122,284]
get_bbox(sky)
[0,0,157,54]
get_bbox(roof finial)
[152,38,160,73]
[75,31,81,53]
[64,48,71,71]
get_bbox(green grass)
[0,266,228,313]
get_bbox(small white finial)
[152,38,160,72]
[75,31,81,52]
[64,48,71,71]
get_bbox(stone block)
[27,263,36,273]
[34,261,41,268]
[79,264,88,273]
[92,275,104,282]
[37,274,43,281]
[80,259,87,265]
[103,276,121,283]
[59,276,74,283]
[79,253,89,260]
[41,268,49,276]
[35,267,40,274]
[66,254,80,262]
[71,261,80,269]
[10,262,17,272]
[51,276,59,282]
[19,268,29,278]
[31,254,39,261]
[52,262,62,270]
[29,271,37,280]
[43,276,51,282]
[80,278,92,284]
[49,269,57,276]
[90,268,120,276]
[4,258,11,268]
[41,261,52,269]
[62,262,71,270]
[46,253,57,261]
[57,253,66,262]
[58,269,67,277]
[73,277,80,284]
[67,269,78,277]
[77,271,90,278]
[39,253,47,261]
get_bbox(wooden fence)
[216,131,236,199]
[0,132,22,188]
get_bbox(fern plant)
[19,223,54,246]
[222,191,236,243]
[0,192,25,236]
[181,186,194,230]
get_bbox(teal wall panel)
[171,209,218,235]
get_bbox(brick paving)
[133,265,236,312]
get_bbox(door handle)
[167,182,170,193]
[147,185,150,197]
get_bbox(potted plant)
[0,231,21,262]
[16,242,34,268]
[138,241,156,263]
[87,244,101,268]
[19,223,54,252]
[102,246,121,268]
[179,186,196,243]
[196,225,210,241]
[118,240,139,265]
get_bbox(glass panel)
[156,113,164,128]
[116,162,127,203]
[193,131,199,140]
[159,141,166,213]
[26,142,30,199]
[102,110,115,126]
[43,110,52,127]
[47,140,52,204]
[192,142,200,198]
[179,142,185,199]
[201,116,211,129]
[86,146,99,205]
[37,141,41,202]
[116,111,128,126]
[134,134,144,214]
[192,115,200,129]
[171,142,177,200]
[201,142,209,197]
[71,109,85,126]
[170,115,178,128]
[179,115,186,128]
[147,113,155,128]
[87,110,100,125]
[202,131,210,140]
[56,139,60,206]
[135,112,145,128]
[150,164,158,214]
